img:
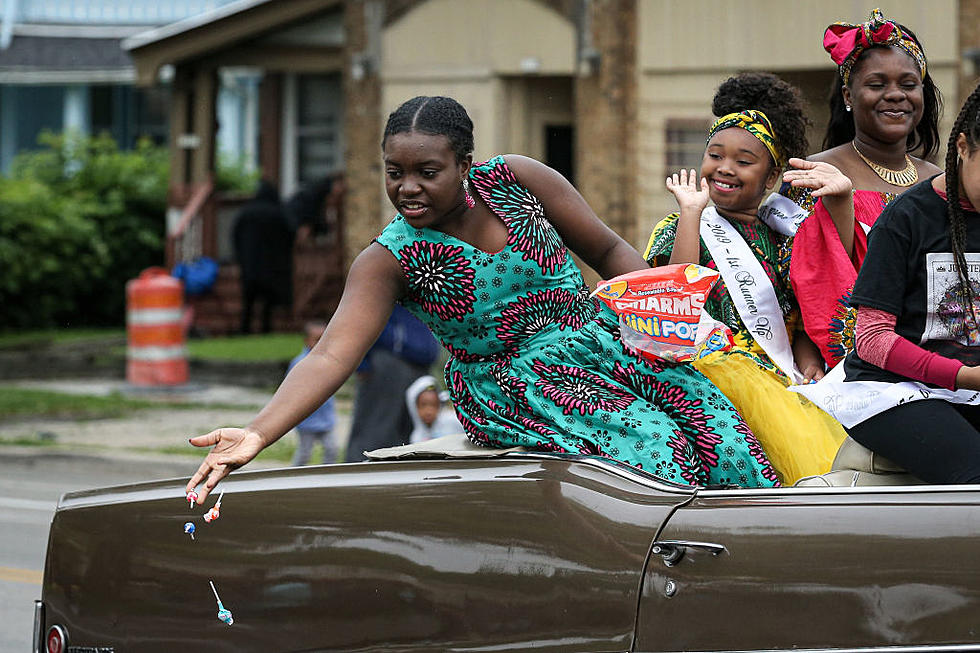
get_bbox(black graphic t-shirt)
[845,177,980,384]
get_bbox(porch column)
[169,66,192,194]
[191,67,218,185]
[343,0,384,264]
[574,0,638,249]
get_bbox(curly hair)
[712,72,810,169]
[822,26,942,159]
[381,96,474,163]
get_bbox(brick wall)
[961,0,980,106]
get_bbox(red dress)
[786,187,895,366]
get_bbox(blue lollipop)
[183,522,196,540]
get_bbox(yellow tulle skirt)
[693,350,847,485]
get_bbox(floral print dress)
[375,156,778,488]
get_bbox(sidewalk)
[0,378,352,468]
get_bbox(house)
[0,0,254,173]
[121,0,974,334]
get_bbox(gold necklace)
[852,141,919,187]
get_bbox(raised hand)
[666,168,710,214]
[783,158,853,199]
[185,427,266,503]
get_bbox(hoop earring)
[463,178,475,209]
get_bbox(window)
[296,74,343,186]
[665,118,712,171]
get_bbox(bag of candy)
[593,264,733,364]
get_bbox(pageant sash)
[700,206,802,382]
[757,193,809,237]
[789,361,980,428]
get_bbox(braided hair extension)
[944,84,980,328]
[712,72,810,169]
[381,96,475,163]
[823,26,942,159]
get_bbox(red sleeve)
[854,305,963,390]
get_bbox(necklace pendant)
[852,141,919,187]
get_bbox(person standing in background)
[406,375,464,444]
[289,321,338,465]
[343,304,440,461]
[233,180,293,334]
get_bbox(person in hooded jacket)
[406,375,464,444]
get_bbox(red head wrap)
[823,8,926,85]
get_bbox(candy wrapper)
[593,264,733,364]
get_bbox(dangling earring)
[845,105,852,112]
[462,178,475,209]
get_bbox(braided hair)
[712,72,810,169]
[943,83,980,328]
[381,96,474,162]
[823,26,942,159]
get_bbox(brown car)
[34,435,980,652]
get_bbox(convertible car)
[34,435,980,653]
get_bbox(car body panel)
[636,486,980,652]
[41,456,693,652]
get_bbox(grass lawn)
[0,388,247,420]
[186,333,303,362]
[0,328,303,363]
[0,328,125,349]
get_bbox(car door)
[635,485,980,652]
[41,455,693,653]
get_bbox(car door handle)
[652,540,727,566]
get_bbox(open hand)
[783,158,853,199]
[666,169,710,214]
[185,427,265,503]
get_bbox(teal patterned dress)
[375,156,778,488]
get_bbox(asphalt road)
[0,450,195,652]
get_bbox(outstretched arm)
[504,154,647,279]
[783,158,856,256]
[185,243,405,502]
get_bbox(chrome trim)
[659,645,980,653]
[32,600,43,653]
[47,624,68,652]
[697,482,980,498]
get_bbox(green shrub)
[215,152,259,194]
[0,132,169,327]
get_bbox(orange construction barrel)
[126,267,189,386]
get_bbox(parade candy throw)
[593,264,733,364]
[209,580,234,626]
[203,492,223,523]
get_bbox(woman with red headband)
[783,8,942,368]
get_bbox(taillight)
[45,625,67,653]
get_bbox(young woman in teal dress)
[186,96,778,499]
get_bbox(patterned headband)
[823,8,926,86]
[707,110,784,169]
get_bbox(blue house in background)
[0,0,252,173]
